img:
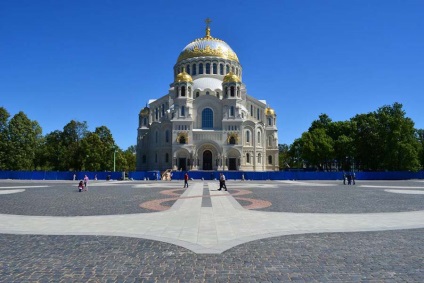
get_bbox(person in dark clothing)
[184,172,189,188]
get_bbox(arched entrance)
[203,150,213,170]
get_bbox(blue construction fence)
[1,170,424,181]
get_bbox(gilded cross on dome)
[205,18,212,39]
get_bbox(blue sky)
[1,0,423,150]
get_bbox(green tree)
[0,107,10,170]
[62,120,88,171]
[278,144,290,170]
[300,128,334,170]
[8,111,42,170]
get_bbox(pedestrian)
[352,172,356,185]
[343,172,346,185]
[73,173,76,181]
[84,175,89,191]
[78,180,84,192]
[347,173,352,185]
[94,174,97,181]
[241,174,245,181]
[184,172,189,188]
[218,173,227,191]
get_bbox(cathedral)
[136,21,279,172]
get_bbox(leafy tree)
[7,112,42,170]
[0,107,10,170]
[62,120,88,171]
[300,127,334,170]
[278,144,290,170]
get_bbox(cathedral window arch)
[186,65,190,74]
[181,86,186,97]
[155,108,158,120]
[250,105,253,116]
[246,153,250,163]
[165,130,170,143]
[258,153,262,164]
[216,92,220,99]
[196,92,199,98]
[268,155,272,165]
[226,65,230,74]
[268,117,272,126]
[230,86,235,97]
[229,136,236,145]
[181,106,185,116]
[179,136,186,144]
[213,63,217,74]
[230,106,234,116]
[257,131,261,145]
[206,91,210,95]
[143,117,147,126]
[202,108,213,129]
[246,130,250,143]
[206,63,210,74]
[192,64,196,75]
[162,104,165,116]
[219,64,224,75]
[257,108,260,119]
[199,63,204,74]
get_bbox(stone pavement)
[0,179,423,282]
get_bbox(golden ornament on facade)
[176,132,189,143]
[223,72,241,83]
[177,39,239,63]
[227,133,239,144]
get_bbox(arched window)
[161,104,165,116]
[246,153,250,163]
[229,136,236,144]
[192,64,196,75]
[206,63,210,74]
[181,86,186,97]
[226,65,230,74]
[257,131,261,145]
[258,153,262,164]
[268,117,272,126]
[268,155,273,165]
[219,64,224,75]
[230,86,235,97]
[216,92,220,99]
[165,130,169,143]
[155,108,159,120]
[206,91,209,95]
[143,117,147,126]
[213,63,217,74]
[196,92,199,98]
[246,130,250,143]
[181,106,185,116]
[257,109,260,119]
[250,105,253,116]
[199,63,204,74]
[186,65,190,74]
[202,108,213,129]
[230,106,234,116]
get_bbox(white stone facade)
[136,26,278,172]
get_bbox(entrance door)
[229,158,237,170]
[179,158,187,171]
[203,150,212,170]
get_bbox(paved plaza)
[0,179,423,282]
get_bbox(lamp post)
[112,145,118,172]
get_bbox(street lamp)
[112,145,118,172]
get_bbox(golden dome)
[265,107,275,116]
[223,72,241,83]
[140,106,150,116]
[177,22,239,63]
[175,69,193,83]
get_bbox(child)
[78,180,84,192]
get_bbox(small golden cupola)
[265,107,276,116]
[223,72,241,83]
[174,67,193,83]
[140,106,150,117]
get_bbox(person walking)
[218,173,227,191]
[83,175,89,191]
[184,172,189,188]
